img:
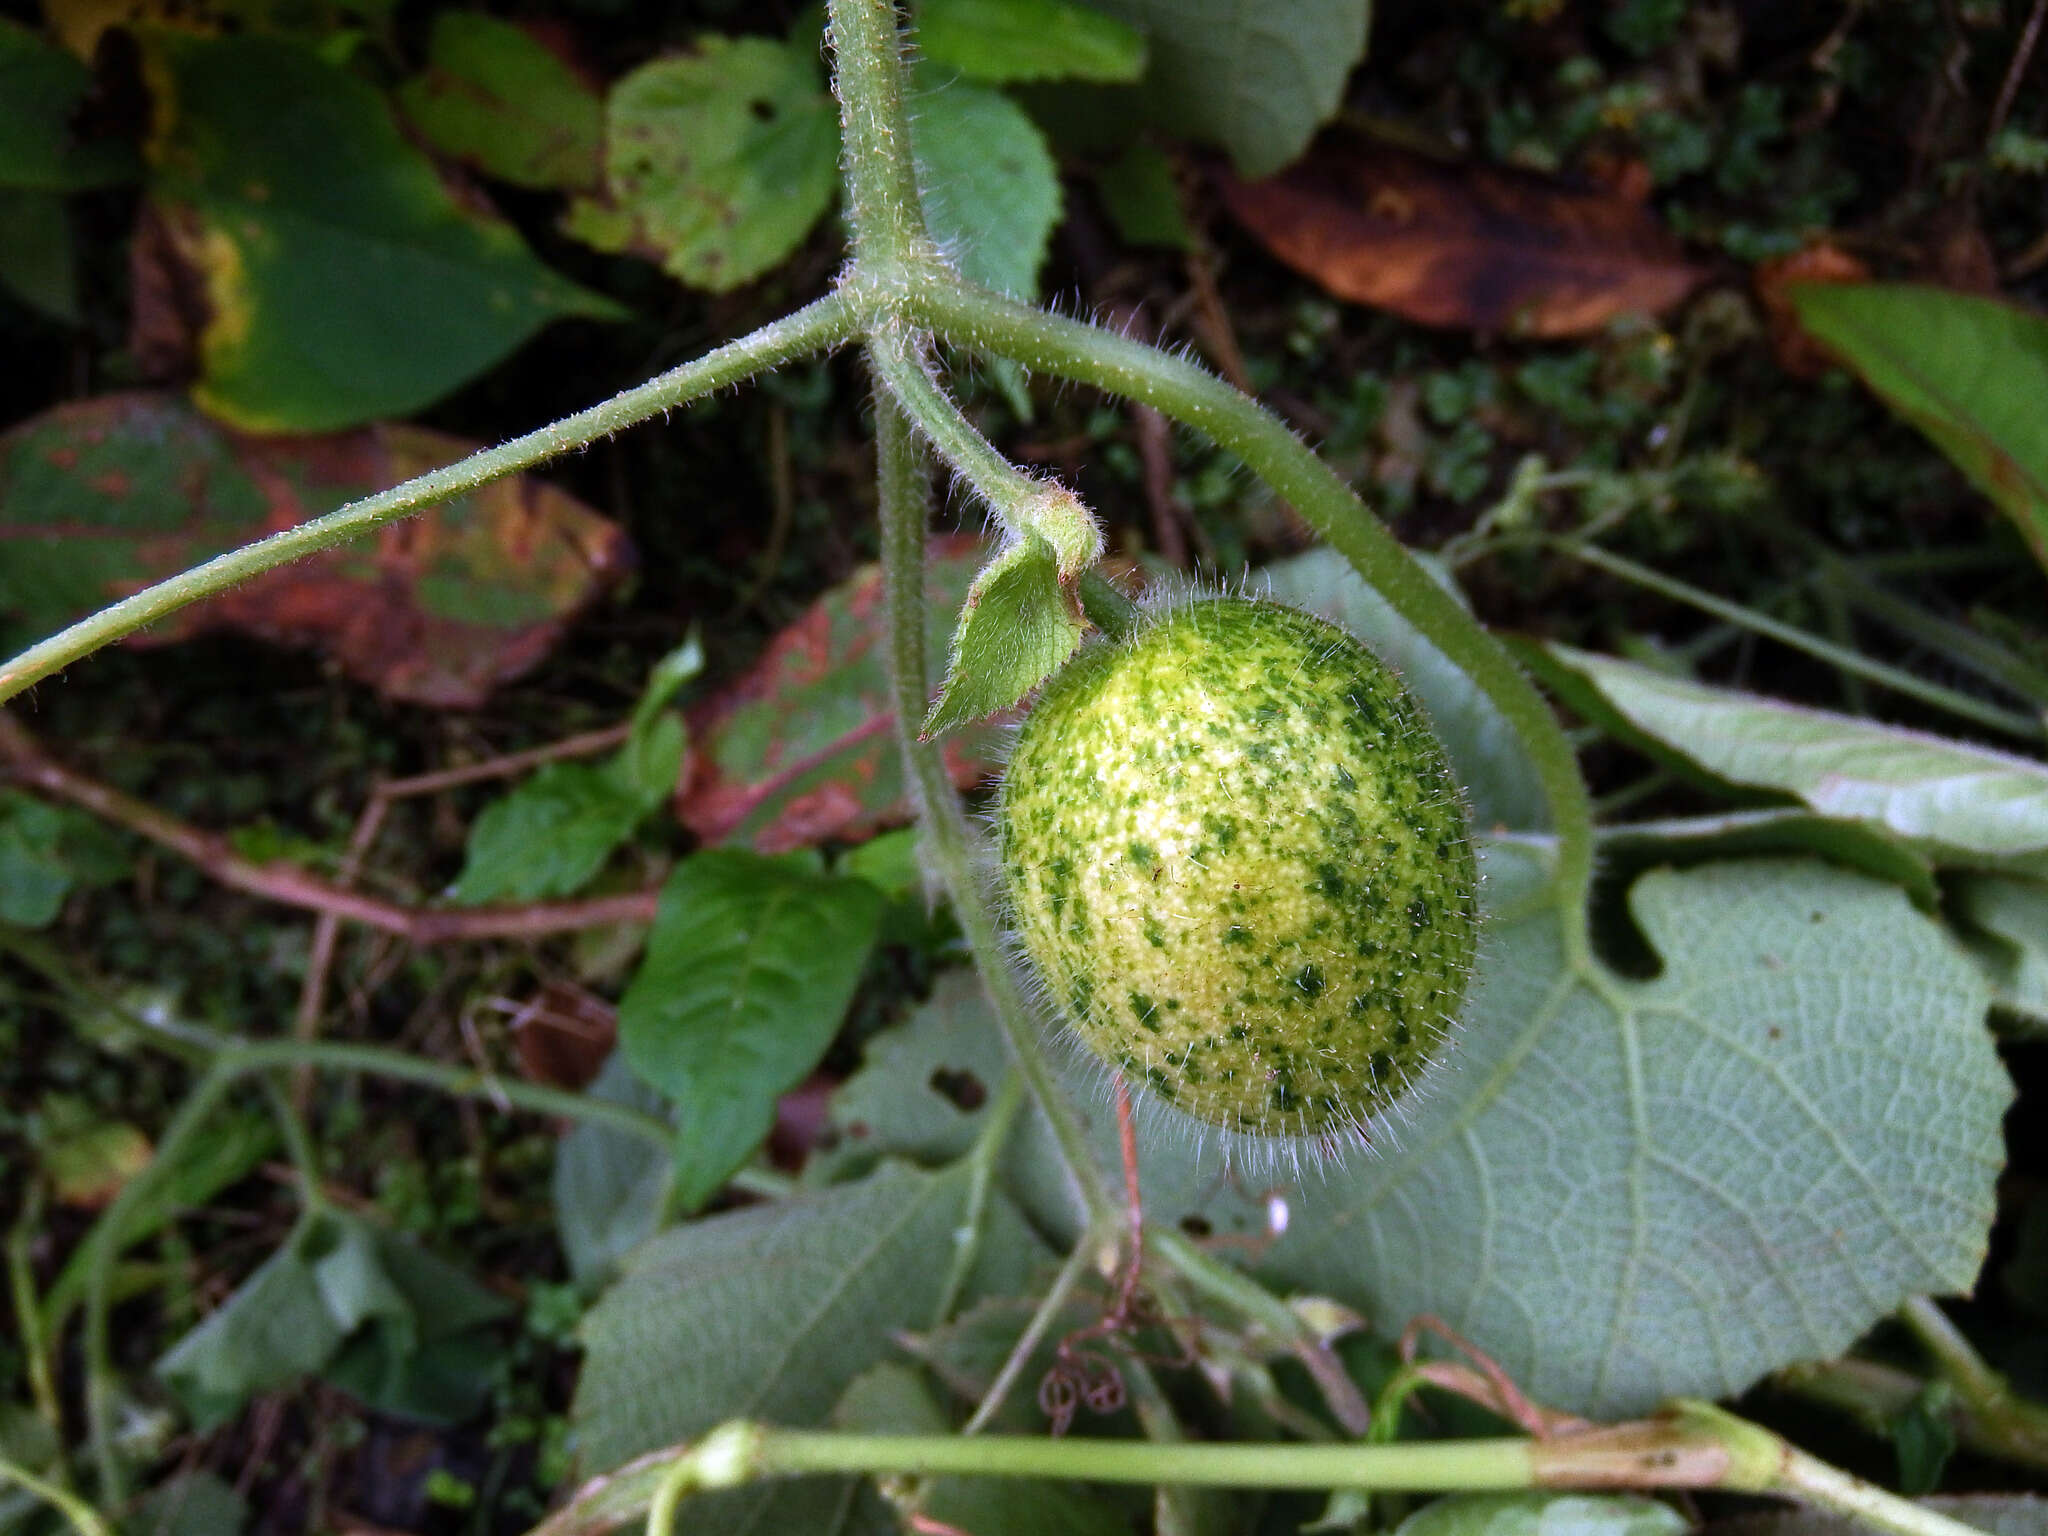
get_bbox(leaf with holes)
[565,34,839,292]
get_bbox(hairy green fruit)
[996,596,1479,1143]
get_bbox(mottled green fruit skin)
[997,597,1479,1140]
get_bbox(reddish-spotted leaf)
[0,392,630,706]
[678,537,1007,851]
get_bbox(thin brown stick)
[0,716,657,941]
[288,720,634,1101]
[1990,0,2048,142]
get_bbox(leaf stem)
[932,1071,1026,1325]
[960,1241,1093,1436]
[1556,541,2046,744]
[869,387,1122,1237]
[0,1453,113,1536]
[0,291,856,706]
[900,281,1598,948]
[72,1035,674,1504]
[866,326,1101,572]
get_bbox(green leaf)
[1544,645,2048,865]
[130,1471,249,1536]
[0,788,129,927]
[1790,282,2048,570]
[572,1162,1047,1521]
[808,969,1014,1185]
[619,851,884,1210]
[1954,874,2048,1031]
[1263,547,1548,833]
[0,19,138,191]
[622,633,703,799]
[395,13,603,191]
[1891,1380,1957,1495]
[1054,0,1369,177]
[565,35,839,292]
[1395,1494,1689,1536]
[554,1051,674,1285]
[143,32,621,432]
[0,188,77,321]
[450,758,659,906]
[922,535,1084,735]
[1120,850,2011,1416]
[156,1210,510,1428]
[910,78,1062,298]
[915,0,1147,83]
[1095,140,1192,250]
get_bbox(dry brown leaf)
[1217,136,1705,338]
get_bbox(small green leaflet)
[0,788,129,927]
[453,636,698,904]
[922,534,1084,735]
[618,850,883,1211]
[1389,1493,1688,1536]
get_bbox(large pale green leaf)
[1713,1495,2048,1536]
[1262,547,1548,833]
[572,1161,1048,1529]
[1395,1493,1688,1536]
[1790,283,2048,570]
[915,0,1147,84]
[1248,850,2009,1415]
[565,35,839,292]
[396,14,602,192]
[143,32,619,432]
[1546,645,2048,865]
[1062,0,1369,177]
[618,851,884,1211]
[910,78,1062,298]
